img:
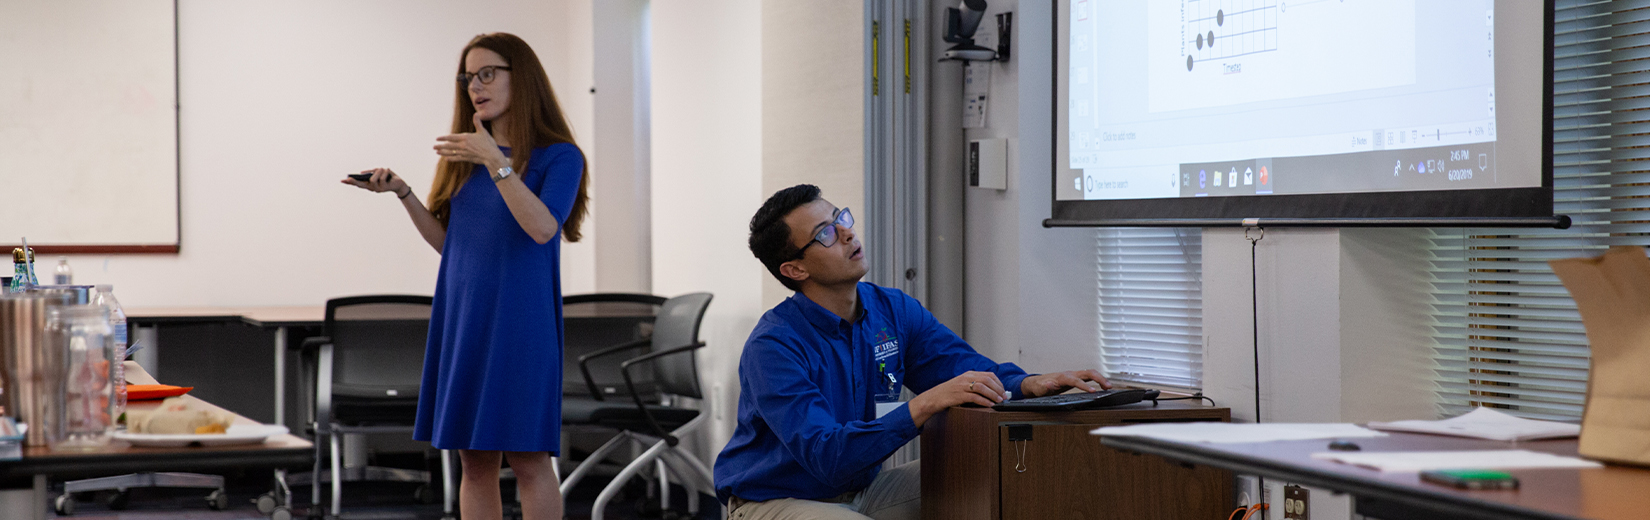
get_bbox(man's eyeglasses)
[457,65,511,86]
[793,207,854,259]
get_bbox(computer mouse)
[1327,440,1361,451]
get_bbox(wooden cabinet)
[921,401,1232,520]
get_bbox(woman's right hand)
[341,167,410,198]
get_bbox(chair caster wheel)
[256,491,281,514]
[54,493,75,516]
[415,483,438,504]
[206,488,230,510]
[270,505,294,520]
[105,489,131,510]
[636,496,665,517]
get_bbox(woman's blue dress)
[414,143,583,453]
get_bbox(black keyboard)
[992,388,1160,411]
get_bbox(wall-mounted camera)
[941,0,1011,62]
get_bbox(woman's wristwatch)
[491,166,514,183]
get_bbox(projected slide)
[1147,0,1415,113]
[1061,0,1534,203]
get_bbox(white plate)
[112,424,289,447]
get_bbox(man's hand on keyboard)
[1020,369,1112,398]
[908,371,1010,427]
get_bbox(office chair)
[559,293,670,512]
[560,292,716,520]
[295,295,455,520]
[561,293,669,402]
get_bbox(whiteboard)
[0,0,178,251]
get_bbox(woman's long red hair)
[427,32,590,242]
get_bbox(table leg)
[32,474,45,520]
[0,475,46,520]
[274,326,286,427]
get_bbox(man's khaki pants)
[726,460,920,520]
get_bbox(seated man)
[714,184,1109,520]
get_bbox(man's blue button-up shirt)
[713,282,1031,503]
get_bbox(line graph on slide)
[1184,0,1277,72]
[1148,0,1416,113]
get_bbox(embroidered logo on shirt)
[872,327,900,361]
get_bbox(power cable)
[1245,226,1266,505]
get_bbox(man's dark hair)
[749,184,822,291]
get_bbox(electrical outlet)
[1284,484,1309,520]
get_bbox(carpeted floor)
[46,470,721,520]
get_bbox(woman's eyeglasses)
[793,207,855,259]
[457,65,511,86]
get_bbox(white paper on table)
[1310,450,1603,472]
[1091,422,1387,444]
[1366,407,1581,442]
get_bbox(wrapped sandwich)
[127,397,234,434]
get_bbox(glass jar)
[43,304,117,451]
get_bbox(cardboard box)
[1551,246,1650,467]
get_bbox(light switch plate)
[969,138,1006,190]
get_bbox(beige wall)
[591,0,653,293]
[651,0,766,462]
[760,1,866,308]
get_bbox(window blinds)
[1429,0,1650,421]
[1097,228,1204,391]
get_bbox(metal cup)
[0,292,72,446]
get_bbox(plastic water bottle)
[94,285,128,417]
[54,257,72,285]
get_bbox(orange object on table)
[126,384,193,401]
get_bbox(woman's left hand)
[434,113,509,169]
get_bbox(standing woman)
[343,32,589,520]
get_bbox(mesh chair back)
[563,294,666,397]
[650,293,713,399]
[326,296,432,400]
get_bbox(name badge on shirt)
[875,401,902,419]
